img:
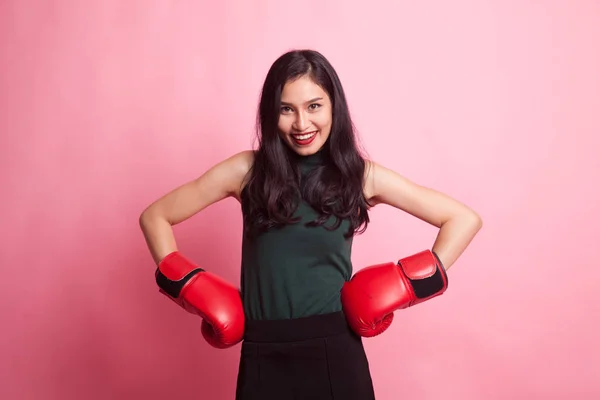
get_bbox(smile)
[291,130,318,146]
[291,131,317,140]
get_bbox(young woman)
[139,49,482,399]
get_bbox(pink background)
[1,1,599,399]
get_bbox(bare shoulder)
[363,159,480,228]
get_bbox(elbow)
[444,209,483,232]
[138,210,150,232]
[139,207,159,231]
[468,210,483,233]
[448,209,482,233]
[138,211,147,228]
[139,206,172,231]
[474,210,483,227]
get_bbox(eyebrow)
[280,97,323,106]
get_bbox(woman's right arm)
[139,150,254,265]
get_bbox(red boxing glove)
[341,250,448,337]
[155,251,245,349]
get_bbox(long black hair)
[241,49,371,239]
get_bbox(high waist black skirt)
[235,311,375,400]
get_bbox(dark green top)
[240,150,354,320]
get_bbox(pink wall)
[1,1,599,399]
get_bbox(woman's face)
[277,75,333,156]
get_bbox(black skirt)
[235,311,375,400]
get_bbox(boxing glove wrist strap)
[397,249,448,300]
[155,251,205,299]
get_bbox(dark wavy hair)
[241,49,371,239]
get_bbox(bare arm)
[139,150,254,265]
[363,160,482,270]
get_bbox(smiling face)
[277,75,333,156]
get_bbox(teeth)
[294,132,316,140]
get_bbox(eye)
[308,103,322,111]
[280,106,293,114]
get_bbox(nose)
[293,111,309,131]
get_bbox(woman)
[139,49,482,399]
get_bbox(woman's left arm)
[364,160,483,270]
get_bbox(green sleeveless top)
[240,150,354,321]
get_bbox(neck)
[293,148,325,175]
